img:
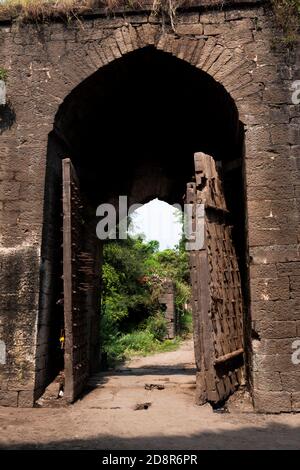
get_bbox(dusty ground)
[0,340,300,450]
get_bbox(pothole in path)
[134,402,152,410]
[144,383,165,390]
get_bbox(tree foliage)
[100,234,192,364]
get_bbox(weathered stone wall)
[158,279,176,339]
[0,1,299,411]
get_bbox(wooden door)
[62,158,93,402]
[188,152,244,405]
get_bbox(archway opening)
[37,46,248,405]
[99,199,192,369]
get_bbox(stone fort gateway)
[0,0,299,414]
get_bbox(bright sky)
[129,199,183,251]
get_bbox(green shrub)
[157,337,181,353]
[144,313,168,342]
[118,330,157,354]
[105,330,182,364]
[100,231,191,366]
[179,309,193,337]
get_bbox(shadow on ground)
[1,423,299,450]
[100,365,197,376]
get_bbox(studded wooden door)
[62,158,95,403]
[188,152,245,405]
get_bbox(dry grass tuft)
[0,1,145,21]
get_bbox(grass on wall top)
[0,1,146,20]
[0,0,299,43]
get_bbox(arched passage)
[38,46,248,405]
[54,46,242,207]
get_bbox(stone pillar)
[159,279,176,339]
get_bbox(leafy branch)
[0,68,8,82]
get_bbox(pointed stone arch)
[50,22,257,122]
[38,24,250,407]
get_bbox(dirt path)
[0,340,300,450]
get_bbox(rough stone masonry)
[0,0,299,412]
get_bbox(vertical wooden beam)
[62,158,74,402]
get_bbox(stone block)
[247,184,295,201]
[253,370,282,391]
[253,199,298,219]
[18,390,34,407]
[281,372,300,392]
[253,338,294,355]
[0,390,18,407]
[176,13,200,24]
[249,227,297,246]
[292,392,300,411]
[203,23,229,36]
[176,24,204,36]
[289,277,300,302]
[263,85,290,105]
[200,12,225,24]
[255,320,297,339]
[254,390,292,413]
[251,277,290,302]
[250,264,277,279]
[225,10,244,21]
[277,262,300,277]
[250,245,300,264]
[0,182,21,201]
[251,300,300,322]
[245,126,271,152]
[276,354,300,372]
[270,124,299,146]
